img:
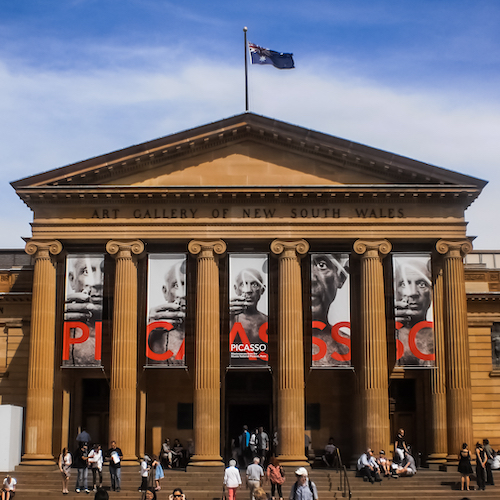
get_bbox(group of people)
[159,438,193,470]
[58,439,123,494]
[356,428,417,484]
[458,439,496,491]
[224,458,319,500]
[237,426,270,468]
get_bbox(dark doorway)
[389,379,416,453]
[225,371,273,462]
[81,378,109,447]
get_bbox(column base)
[446,454,459,465]
[427,453,447,464]
[277,455,309,467]
[21,454,56,466]
[188,455,224,467]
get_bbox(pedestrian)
[152,454,164,491]
[94,488,109,500]
[266,456,285,500]
[145,486,158,500]
[139,455,151,492]
[1,475,16,500]
[74,442,90,493]
[483,439,495,485]
[458,443,473,491]
[252,487,268,500]
[224,459,242,500]
[289,468,318,500]
[58,447,72,494]
[106,440,123,492]
[88,443,103,491]
[475,442,487,491]
[169,488,186,500]
[246,457,264,500]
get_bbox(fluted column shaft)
[271,239,309,466]
[353,239,391,454]
[428,264,448,463]
[23,240,63,462]
[188,239,226,467]
[106,240,144,462]
[436,239,473,460]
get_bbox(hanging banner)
[229,254,269,367]
[311,253,351,367]
[63,254,104,367]
[393,253,435,367]
[146,254,187,366]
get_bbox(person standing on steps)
[106,440,123,492]
[458,443,473,491]
[289,468,318,500]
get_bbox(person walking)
[266,456,285,500]
[106,440,123,492]
[224,459,242,500]
[246,457,264,500]
[58,447,72,494]
[457,443,473,491]
[139,455,151,492]
[289,468,318,500]
[475,442,487,491]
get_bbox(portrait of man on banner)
[229,254,269,367]
[146,254,186,366]
[393,254,435,367]
[311,253,351,367]
[63,254,104,367]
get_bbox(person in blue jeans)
[74,443,89,493]
[106,441,123,492]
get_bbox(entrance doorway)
[81,378,109,447]
[389,379,416,456]
[225,371,273,462]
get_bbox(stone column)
[353,239,391,454]
[106,239,144,462]
[270,239,309,467]
[188,239,226,467]
[436,239,473,461]
[23,240,63,463]
[427,264,448,465]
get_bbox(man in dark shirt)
[74,443,89,493]
[106,441,123,492]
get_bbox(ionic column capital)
[25,240,63,258]
[188,239,226,258]
[270,239,309,258]
[353,239,392,258]
[106,240,145,259]
[436,239,473,258]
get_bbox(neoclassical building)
[2,112,497,467]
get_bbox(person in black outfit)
[483,439,495,485]
[105,441,123,492]
[457,443,473,491]
[475,442,487,491]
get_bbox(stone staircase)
[2,465,500,499]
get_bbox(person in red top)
[267,456,285,500]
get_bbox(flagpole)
[243,26,249,112]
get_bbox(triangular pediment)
[12,113,486,192]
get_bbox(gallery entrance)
[80,378,109,448]
[225,370,273,462]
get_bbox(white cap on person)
[295,467,308,476]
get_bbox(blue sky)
[1,0,500,248]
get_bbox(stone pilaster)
[436,239,473,461]
[23,239,63,463]
[427,264,448,465]
[270,239,309,467]
[188,239,226,467]
[353,239,391,455]
[106,239,144,462]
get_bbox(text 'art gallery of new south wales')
[3,112,500,469]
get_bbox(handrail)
[335,448,352,499]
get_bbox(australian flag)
[249,42,295,69]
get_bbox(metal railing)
[335,448,352,499]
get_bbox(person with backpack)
[267,456,285,500]
[289,468,318,500]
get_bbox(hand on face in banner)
[64,291,103,322]
[148,301,186,330]
[229,296,253,316]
